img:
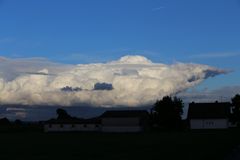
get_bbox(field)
[0,129,239,160]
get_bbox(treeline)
[0,94,240,132]
[0,118,42,132]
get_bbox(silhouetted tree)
[152,96,183,130]
[56,108,72,120]
[0,117,10,125]
[230,94,240,125]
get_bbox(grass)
[0,129,239,160]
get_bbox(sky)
[0,0,240,120]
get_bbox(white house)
[44,117,101,132]
[100,110,149,132]
[188,102,231,129]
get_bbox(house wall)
[101,117,143,132]
[44,124,101,132]
[190,119,229,129]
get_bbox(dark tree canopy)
[0,117,10,125]
[232,94,240,108]
[152,96,184,129]
[231,94,240,125]
[56,108,72,120]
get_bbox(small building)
[44,117,101,132]
[188,102,231,129]
[100,110,149,132]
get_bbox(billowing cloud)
[0,55,227,107]
[0,57,73,81]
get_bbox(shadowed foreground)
[0,130,239,160]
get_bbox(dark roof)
[45,117,101,124]
[188,102,231,119]
[100,110,149,118]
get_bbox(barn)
[188,102,231,129]
[100,110,149,132]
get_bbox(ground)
[0,129,239,160]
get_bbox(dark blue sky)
[0,0,240,90]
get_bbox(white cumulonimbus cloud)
[0,55,227,107]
